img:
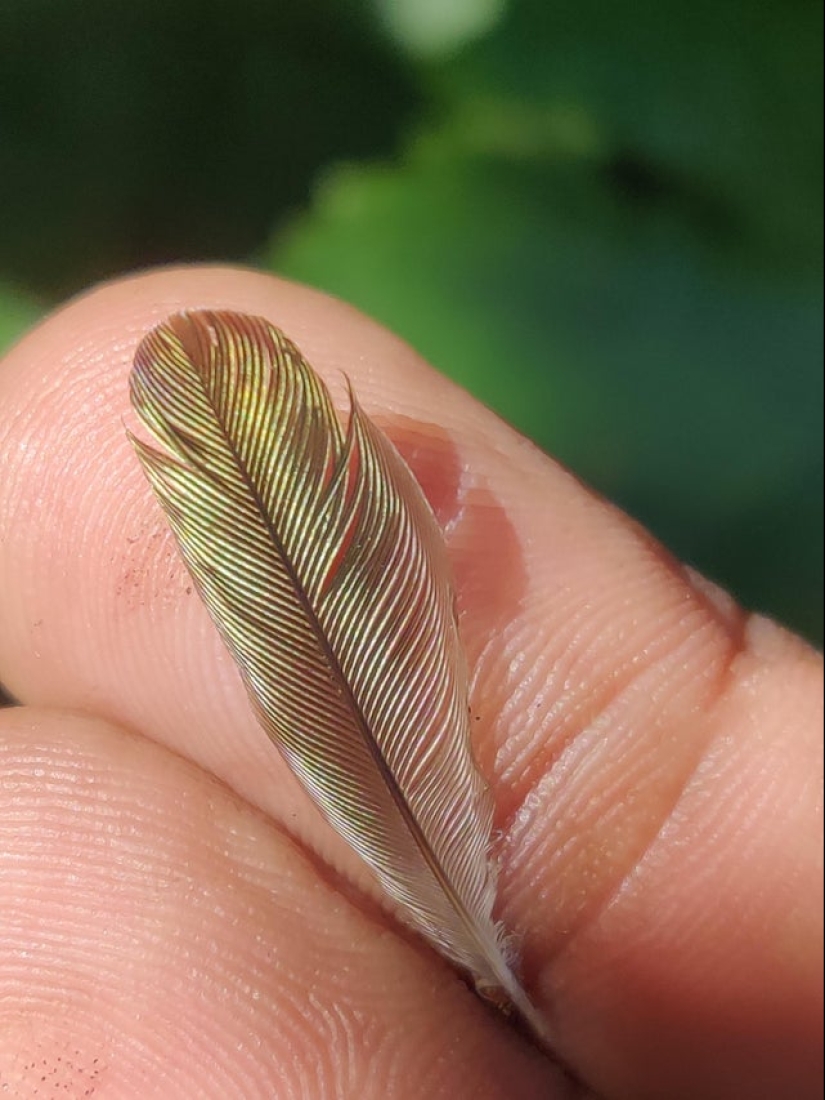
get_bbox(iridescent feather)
[127,310,543,1036]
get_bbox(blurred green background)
[1,0,822,643]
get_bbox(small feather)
[127,310,544,1039]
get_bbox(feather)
[127,310,544,1037]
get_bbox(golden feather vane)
[128,310,544,1039]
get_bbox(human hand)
[0,268,821,1099]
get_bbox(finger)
[0,707,562,1099]
[0,267,821,1098]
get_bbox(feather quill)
[127,310,543,1036]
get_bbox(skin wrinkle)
[503,608,742,938]
[546,712,728,963]
[472,554,767,1024]
[490,610,690,813]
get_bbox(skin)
[0,266,821,1100]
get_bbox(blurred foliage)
[273,154,824,642]
[0,0,417,298]
[0,284,42,354]
[0,0,822,643]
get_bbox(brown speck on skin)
[1,1032,106,1096]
